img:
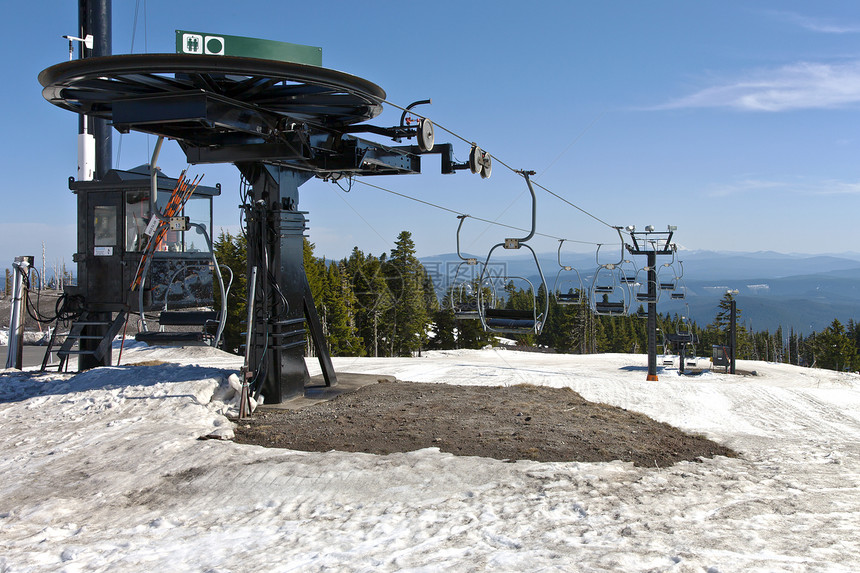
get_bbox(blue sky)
[5,1,860,267]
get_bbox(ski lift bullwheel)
[39,54,387,138]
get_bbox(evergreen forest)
[214,231,860,374]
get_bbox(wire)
[538,110,605,178]
[329,184,392,248]
[348,178,597,246]
[382,98,616,232]
[530,179,615,229]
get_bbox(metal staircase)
[43,310,128,371]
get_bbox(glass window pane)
[94,205,117,247]
[125,189,150,252]
[124,188,213,253]
[183,196,211,253]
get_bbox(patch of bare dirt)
[233,380,737,467]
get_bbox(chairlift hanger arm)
[504,170,538,248]
[455,215,477,264]
[557,239,570,269]
[596,227,627,267]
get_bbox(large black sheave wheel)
[39,53,387,130]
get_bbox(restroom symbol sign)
[182,33,225,55]
[183,33,203,54]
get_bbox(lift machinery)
[40,32,475,402]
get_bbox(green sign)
[175,30,322,66]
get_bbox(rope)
[349,179,597,245]
[383,98,617,231]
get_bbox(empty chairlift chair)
[554,239,585,306]
[657,246,680,291]
[633,265,659,304]
[670,261,687,300]
[619,259,638,286]
[449,215,489,320]
[134,158,230,347]
[477,171,549,335]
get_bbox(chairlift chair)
[449,215,487,320]
[656,245,680,291]
[591,266,629,316]
[590,228,630,316]
[480,275,544,332]
[476,171,549,335]
[450,276,481,319]
[554,239,585,306]
[658,263,677,291]
[670,278,687,300]
[632,265,659,303]
[669,261,687,299]
[619,259,638,285]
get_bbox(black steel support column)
[79,0,112,179]
[244,166,311,402]
[646,251,658,381]
[77,0,113,370]
[729,299,737,375]
[241,164,337,403]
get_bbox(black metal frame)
[40,53,466,402]
[625,228,676,381]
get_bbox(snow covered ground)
[2,342,859,572]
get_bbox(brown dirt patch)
[233,380,737,467]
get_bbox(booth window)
[94,205,118,246]
[125,190,212,253]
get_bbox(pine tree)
[813,319,859,372]
[304,238,326,305]
[213,230,248,354]
[344,247,395,357]
[321,261,364,356]
[711,291,740,332]
[386,231,429,356]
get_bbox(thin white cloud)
[768,10,860,34]
[708,179,786,197]
[657,61,860,112]
[708,178,860,197]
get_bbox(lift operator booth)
[55,167,221,369]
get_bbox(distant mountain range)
[420,250,860,335]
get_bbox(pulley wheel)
[480,151,492,179]
[469,145,483,174]
[417,118,435,152]
[38,54,387,129]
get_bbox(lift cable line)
[529,179,615,229]
[328,184,393,249]
[383,98,617,232]
[348,178,598,246]
[537,110,606,179]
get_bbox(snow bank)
[2,346,859,571]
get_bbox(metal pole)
[646,251,658,381]
[5,258,30,370]
[729,299,737,374]
[79,0,112,180]
[239,267,258,419]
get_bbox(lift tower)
[40,42,463,402]
[625,226,676,381]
